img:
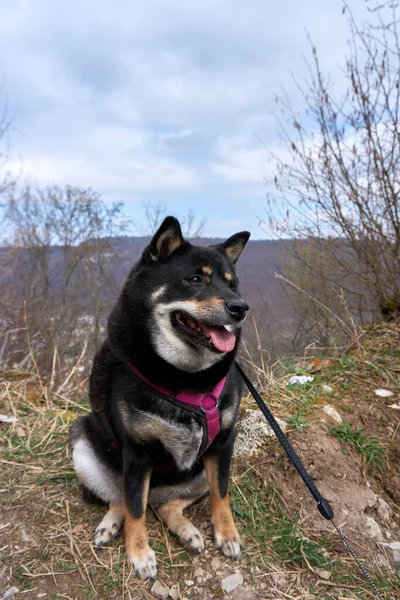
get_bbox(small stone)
[375,389,393,398]
[323,405,342,423]
[365,516,383,541]
[377,497,391,522]
[211,557,222,571]
[315,569,331,580]
[37,595,47,599]
[150,581,170,600]
[184,580,194,586]
[287,375,314,385]
[194,567,204,577]
[221,573,244,593]
[271,573,287,588]
[168,588,179,600]
[322,384,333,394]
[2,589,20,600]
[381,542,400,570]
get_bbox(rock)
[288,375,314,385]
[184,580,194,586]
[315,569,331,580]
[151,581,170,599]
[381,542,400,570]
[221,573,244,593]
[365,516,384,541]
[194,567,204,577]
[211,557,222,571]
[168,588,179,600]
[375,389,393,398]
[323,405,342,423]
[0,415,17,424]
[321,384,333,394]
[1,589,20,600]
[376,497,391,522]
[389,403,400,410]
[271,573,287,588]
[234,409,287,457]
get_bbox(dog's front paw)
[128,546,158,580]
[95,522,120,548]
[177,523,205,554]
[214,527,241,560]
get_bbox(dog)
[69,216,250,580]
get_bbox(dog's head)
[135,216,250,372]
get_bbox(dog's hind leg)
[157,498,205,554]
[95,503,124,548]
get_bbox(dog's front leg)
[123,447,157,580]
[204,444,241,560]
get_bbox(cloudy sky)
[0,0,369,238]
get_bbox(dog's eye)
[189,276,203,284]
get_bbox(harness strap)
[126,361,226,453]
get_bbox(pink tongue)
[201,324,236,353]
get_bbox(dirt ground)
[1,322,400,599]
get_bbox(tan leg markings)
[157,498,205,554]
[95,502,124,548]
[124,470,157,580]
[204,455,241,559]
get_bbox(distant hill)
[0,236,302,356]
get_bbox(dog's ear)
[218,231,250,264]
[148,216,184,261]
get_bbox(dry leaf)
[72,523,85,535]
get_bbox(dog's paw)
[95,522,120,548]
[128,547,158,580]
[215,530,241,560]
[177,523,205,554]
[95,509,123,549]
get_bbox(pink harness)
[126,361,226,453]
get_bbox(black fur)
[70,216,250,525]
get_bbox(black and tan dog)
[70,216,250,579]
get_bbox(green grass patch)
[328,422,386,473]
[231,467,332,570]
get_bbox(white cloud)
[0,0,373,234]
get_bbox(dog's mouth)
[173,312,236,353]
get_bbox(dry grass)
[1,323,400,599]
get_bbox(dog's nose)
[226,299,249,321]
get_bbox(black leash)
[235,361,387,600]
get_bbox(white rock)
[376,497,391,522]
[184,580,194,587]
[381,542,400,570]
[168,587,179,600]
[315,569,331,580]
[211,557,222,571]
[234,409,287,457]
[221,574,244,593]
[375,389,393,398]
[194,567,204,577]
[150,581,170,600]
[323,405,342,424]
[271,573,287,587]
[365,516,384,541]
[287,375,314,385]
[0,415,17,424]
[322,385,333,394]
[1,589,20,600]
[389,403,400,410]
